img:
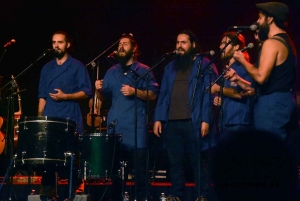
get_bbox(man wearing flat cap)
[229,2,298,140]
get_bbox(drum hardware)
[13,153,17,168]
[65,118,70,132]
[22,116,28,130]
[119,161,128,180]
[79,133,121,179]
[21,151,26,164]
[16,116,77,166]
[64,152,73,166]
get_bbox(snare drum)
[79,133,121,179]
[16,116,77,166]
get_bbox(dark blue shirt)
[101,61,159,149]
[38,56,93,134]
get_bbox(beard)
[258,21,270,42]
[221,50,233,62]
[117,49,134,65]
[174,48,194,70]
[55,49,67,59]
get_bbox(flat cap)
[256,2,289,21]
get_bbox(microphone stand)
[0,49,7,65]
[0,50,51,200]
[85,39,120,67]
[128,53,171,201]
[194,30,242,199]
[0,50,51,92]
[189,56,204,198]
[129,53,170,87]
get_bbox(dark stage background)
[0,0,299,124]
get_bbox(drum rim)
[79,133,121,137]
[18,116,76,126]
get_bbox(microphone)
[44,49,56,54]
[195,50,215,56]
[108,119,117,129]
[107,51,117,58]
[229,24,257,31]
[164,50,178,56]
[4,39,16,48]
[240,43,254,52]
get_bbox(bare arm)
[233,39,281,84]
[210,84,243,99]
[38,98,46,116]
[224,68,252,90]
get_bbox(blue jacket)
[154,56,218,149]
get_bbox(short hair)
[120,33,140,60]
[52,30,73,44]
[52,30,74,52]
[222,31,250,62]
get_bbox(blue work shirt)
[101,61,159,149]
[221,62,253,126]
[38,56,93,134]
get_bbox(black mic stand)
[0,49,7,65]
[128,53,172,201]
[85,39,120,67]
[192,53,219,200]
[85,38,120,135]
[188,56,204,199]
[194,30,243,200]
[0,50,51,200]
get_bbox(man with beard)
[210,32,254,140]
[232,2,298,140]
[38,30,93,199]
[95,34,159,201]
[153,30,218,201]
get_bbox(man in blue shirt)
[210,32,254,140]
[38,30,93,199]
[95,34,159,200]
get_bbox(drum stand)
[119,160,128,199]
[64,152,75,201]
[0,155,16,193]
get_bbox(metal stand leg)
[119,160,128,199]
[0,156,15,193]
[69,154,74,201]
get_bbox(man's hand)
[49,89,66,101]
[213,96,222,106]
[240,87,255,96]
[153,121,162,137]
[201,122,209,137]
[224,68,239,82]
[233,50,246,64]
[121,84,134,96]
[95,79,104,91]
